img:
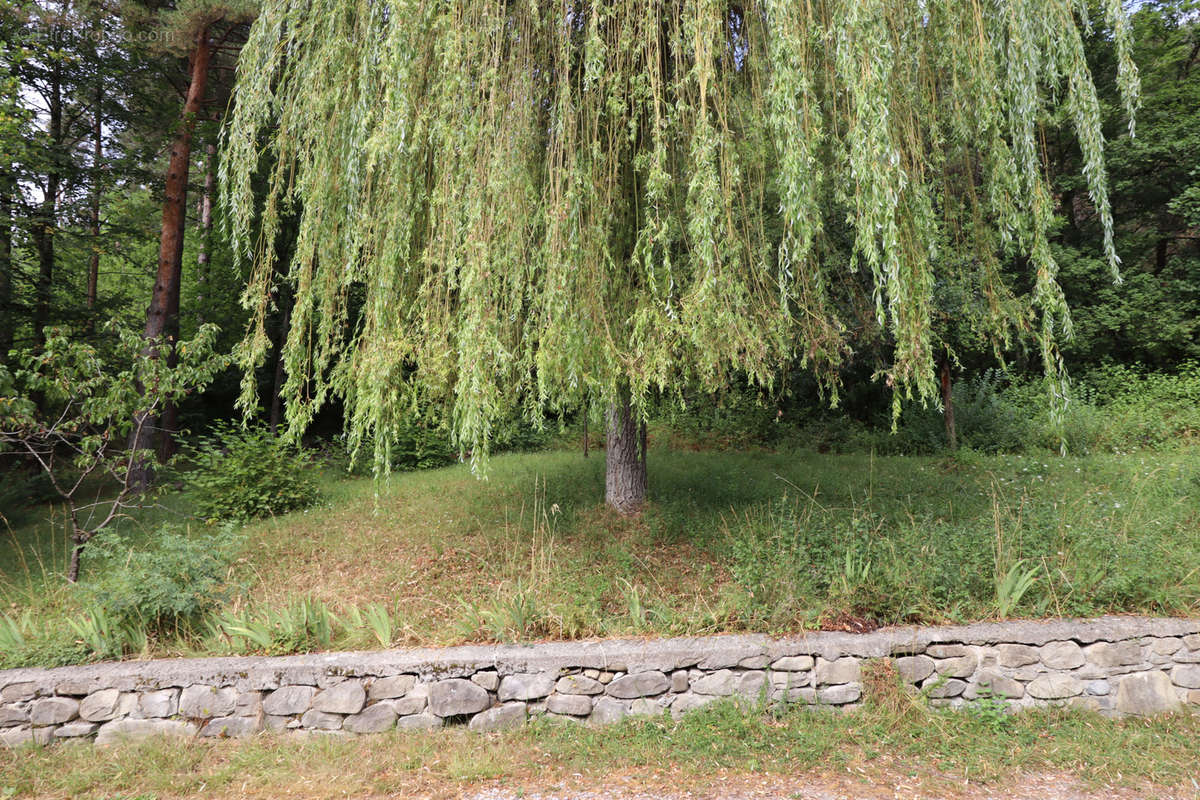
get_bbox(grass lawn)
[3,437,1198,661]
[2,693,1199,799]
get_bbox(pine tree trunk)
[940,355,957,451]
[32,51,62,348]
[605,387,646,514]
[86,80,102,332]
[127,28,212,490]
[0,165,12,360]
[156,259,183,462]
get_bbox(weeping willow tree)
[222,0,1138,513]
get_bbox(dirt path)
[458,770,1200,800]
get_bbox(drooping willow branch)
[221,0,1138,471]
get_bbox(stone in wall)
[606,671,670,699]
[263,685,316,716]
[1171,665,1200,689]
[312,681,365,714]
[497,673,555,702]
[546,693,593,716]
[471,672,500,691]
[1113,671,1180,716]
[397,712,443,731]
[556,674,604,695]
[1027,674,1083,700]
[344,704,397,734]
[139,689,179,718]
[468,703,526,731]
[996,644,1040,668]
[30,697,78,726]
[590,697,629,724]
[79,688,121,721]
[95,719,197,746]
[428,678,489,716]
[771,656,814,672]
[1040,641,1086,670]
[369,675,414,699]
[895,655,934,683]
[815,658,860,686]
[1085,641,1142,668]
[201,716,261,738]
[179,685,237,719]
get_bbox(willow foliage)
[222,0,1138,470]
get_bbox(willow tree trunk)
[127,28,211,491]
[268,294,291,432]
[940,354,957,451]
[605,388,646,514]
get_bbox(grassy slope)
[236,444,1200,644]
[3,442,1198,655]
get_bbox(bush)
[378,418,457,471]
[0,524,240,668]
[0,468,56,528]
[1081,361,1200,450]
[491,416,555,454]
[868,362,1200,456]
[878,371,1033,455]
[182,422,320,521]
[0,613,91,669]
[660,388,785,449]
[80,524,239,635]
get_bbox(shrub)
[1083,361,1200,450]
[0,325,228,581]
[491,416,555,454]
[182,422,320,521]
[880,370,1033,455]
[660,388,784,449]
[79,524,239,635]
[205,596,339,655]
[871,362,1200,456]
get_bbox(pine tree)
[124,0,256,488]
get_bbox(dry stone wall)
[2,616,1198,748]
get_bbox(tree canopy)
[223,0,1140,472]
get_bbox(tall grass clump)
[203,597,409,655]
[720,496,938,628]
